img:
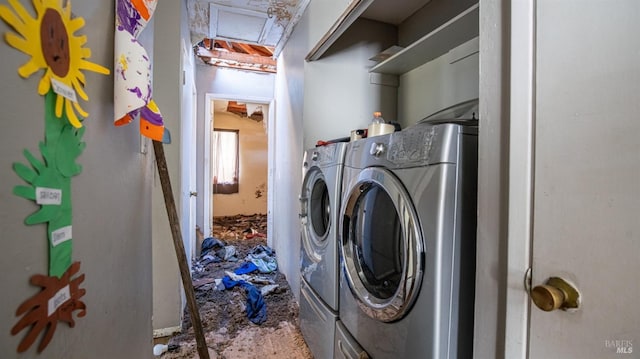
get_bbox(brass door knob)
[530,277,580,312]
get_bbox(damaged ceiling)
[188,0,310,65]
[195,38,277,73]
[214,100,266,122]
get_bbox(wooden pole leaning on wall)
[153,140,210,359]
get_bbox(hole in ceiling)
[194,38,277,73]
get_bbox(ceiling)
[214,100,267,122]
[187,0,432,70]
[187,0,309,58]
[195,39,277,72]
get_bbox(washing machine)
[299,142,347,359]
[337,121,477,359]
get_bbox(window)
[212,129,239,194]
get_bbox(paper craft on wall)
[114,0,170,143]
[0,0,109,127]
[0,0,109,353]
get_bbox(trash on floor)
[163,214,311,359]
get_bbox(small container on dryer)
[350,129,366,141]
[367,112,395,137]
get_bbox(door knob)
[530,277,580,312]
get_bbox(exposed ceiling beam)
[215,39,234,52]
[235,42,261,56]
[198,48,276,66]
[195,38,277,74]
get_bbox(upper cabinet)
[307,0,478,75]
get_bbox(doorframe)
[504,0,535,357]
[203,93,273,237]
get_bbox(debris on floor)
[211,214,268,241]
[161,214,311,359]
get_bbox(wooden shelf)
[370,3,479,75]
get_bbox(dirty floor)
[159,214,312,359]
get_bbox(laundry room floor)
[158,215,312,359]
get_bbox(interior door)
[528,1,640,357]
[180,39,197,262]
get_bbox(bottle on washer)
[367,112,395,137]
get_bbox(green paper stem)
[12,90,85,278]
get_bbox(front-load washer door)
[340,167,423,322]
[301,168,331,261]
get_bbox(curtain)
[212,129,239,194]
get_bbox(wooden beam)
[235,42,260,56]
[197,48,277,67]
[202,38,213,50]
[152,141,210,359]
[205,49,276,66]
[214,39,233,52]
[251,45,274,57]
[227,101,247,116]
[206,60,277,73]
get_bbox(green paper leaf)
[13,162,37,183]
[13,185,35,200]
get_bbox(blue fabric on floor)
[244,285,267,324]
[246,255,277,273]
[245,245,278,273]
[221,275,267,324]
[222,275,242,289]
[200,237,225,257]
[234,261,259,275]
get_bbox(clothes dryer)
[299,142,347,359]
[338,122,477,358]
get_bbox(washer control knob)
[311,151,319,161]
[370,142,386,157]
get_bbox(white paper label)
[48,285,71,316]
[51,77,78,103]
[51,226,72,247]
[36,187,62,205]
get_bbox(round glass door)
[301,169,331,262]
[341,167,423,322]
[309,176,330,238]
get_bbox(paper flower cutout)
[0,0,110,128]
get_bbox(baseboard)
[153,326,181,338]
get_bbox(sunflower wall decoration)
[0,0,109,353]
[114,0,170,143]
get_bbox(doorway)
[203,94,274,250]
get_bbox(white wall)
[271,4,309,301]
[398,37,479,128]
[302,18,397,149]
[212,111,269,216]
[0,1,153,357]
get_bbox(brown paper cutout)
[11,261,86,353]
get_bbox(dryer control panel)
[346,123,473,169]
